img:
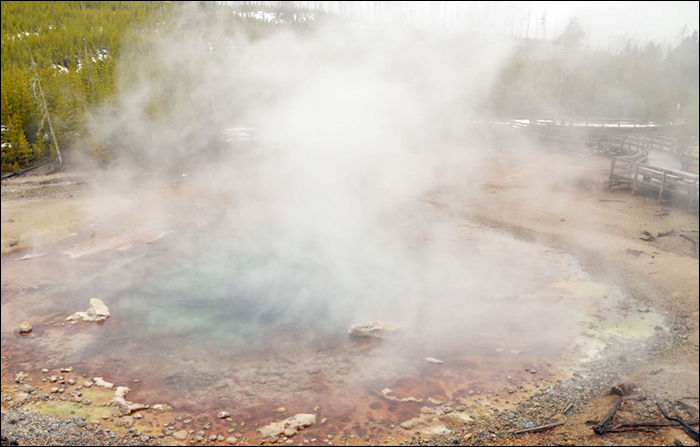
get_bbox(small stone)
[209,435,217,441]
[172,430,188,440]
[218,411,231,419]
[83,399,92,405]
[225,437,237,445]
[274,407,286,413]
[133,413,143,419]
[507,386,516,394]
[14,372,28,384]
[18,322,32,334]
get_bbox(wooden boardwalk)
[609,152,699,212]
[495,118,699,212]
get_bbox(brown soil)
[1,144,698,446]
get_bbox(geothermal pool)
[0,188,665,443]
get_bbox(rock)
[93,377,114,389]
[152,403,172,412]
[217,411,231,419]
[378,388,423,403]
[225,437,238,445]
[17,322,32,334]
[347,321,402,339]
[111,386,149,414]
[14,372,28,384]
[66,298,110,322]
[258,413,317,439]
[424,357,443,364]
[172,430,188,440]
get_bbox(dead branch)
[640,231,655,242]
[513,421,565,435]
[657,402,700,442]
[563,402,574,414]
[594,396,622,434]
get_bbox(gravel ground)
[1,409,162,446]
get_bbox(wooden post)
[26,42,62,165]
[609,158,617,189]
[632,163,640,194]
[659,171,667,202]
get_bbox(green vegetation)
[1,1,156,171]
[1,4,698,173]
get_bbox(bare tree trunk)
[159,1,167,26]
[83,35,94,95]
[129,1,136,30]
[80,1,84,10]
[48,1,60,28]
[151,1,158,25]
[26,41,62,166]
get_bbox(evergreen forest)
[1,1,698,173]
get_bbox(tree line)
[486,18,699,143]
[1,4,698,173]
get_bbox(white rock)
[347,321,402,339]
[111,386,149,414]
[93,377,114,389]
[67,298,110,322]
[424,357,443,364]
[258,413,316,439]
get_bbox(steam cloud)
[87,6,574,353]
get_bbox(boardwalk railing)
[609,153,699,212]
[497,118,699,174]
